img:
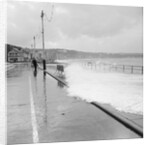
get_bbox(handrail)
[38,65,68,87]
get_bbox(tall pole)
[41,10,45,54]
[31,44,33,59]
[33,36,36,49]
[41,10,46,73]
[33,36,36,58]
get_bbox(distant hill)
[6,44,30,54]
[6,44,22,52]
[6,44,143,60]
[34,48,143,60]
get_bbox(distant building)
[8,48,23,62]
[6,44,30,62]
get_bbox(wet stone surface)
[7,64,141,144]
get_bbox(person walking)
[32,58,37,72]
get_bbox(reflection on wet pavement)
[7,63,141,144]
[7,64,33,144]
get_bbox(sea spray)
[65,63,143,115]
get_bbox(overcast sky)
[7,1,143,53]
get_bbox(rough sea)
[64,57,143,115]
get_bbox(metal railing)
[6,63,16,71]
[84,62,143,74]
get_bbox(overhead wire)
[44,4,55,23]
[30,3,54,49]
[34,3,55,42]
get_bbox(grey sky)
[7,1,143,53]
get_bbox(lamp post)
[41,10,46,73]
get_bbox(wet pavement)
[7,64,141,145]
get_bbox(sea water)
[64,57,143,115]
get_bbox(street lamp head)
[41,10,44,18]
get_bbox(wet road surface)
[7,64,140,144]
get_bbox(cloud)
[52,4,142,38]
[48,18,143,53]
[55,6,69,15]
[7,2,143,53]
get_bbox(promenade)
[7,63,141,144]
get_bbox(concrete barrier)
[91,102,143,137]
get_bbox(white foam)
[65,63,143,115]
